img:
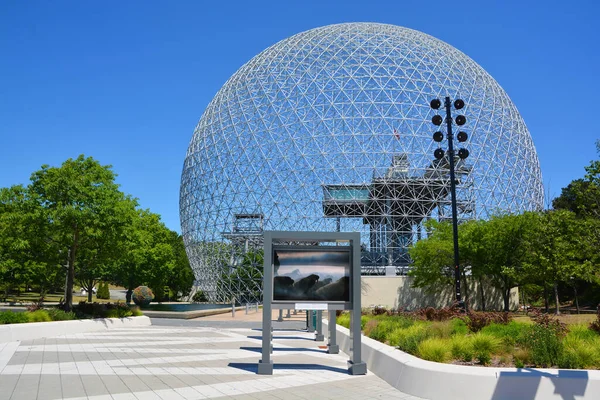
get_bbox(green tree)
[408,220,455,296]
[167,231,195,300]
[0,185,64,299]
[112,209,173,304]
[27,155,135,310]
[523,210,593,315]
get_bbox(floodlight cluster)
[180,23,544,303]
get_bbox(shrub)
[513,348,531,368]
[372,306,388,315]
[450,335,473,362]
[132,286,154,306]
[471,333,501,365]
[130,306,143,317]
[367,316,415,343]
[464,312,512,333]
[0,311,30,324]
[559,336,599,369]
[26,297,45,312]
[414,304,462,321]
[525,324,564,367]
[427,321,453,339]
[589,309,600,334]
[192,290,208,303]
[389,324,430,353]
[363,319,379,337]
[450,318,468,336]
[27,310,52,322]
[46,308,76,321]
[336,313,350,329]
[417,338,451,362]
[105,309,120,318]
[568,324,598,342]
[96,282,110,300]
[73,301,133,319]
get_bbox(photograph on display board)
[273,249,350,302]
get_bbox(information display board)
[272,247,351,303]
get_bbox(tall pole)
[444,96,462,305]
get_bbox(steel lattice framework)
[180,23,544,303]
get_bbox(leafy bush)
[337,313,350,329]
[372,306,388,316]
[192,290,208,303]
[450,335,473,361]
[426,321,453,339]
[389,324,430,353]
[559,336,599,369]
[0,311,30,324]
[464,312,512,333]
[130,306,143,317]
[46,308,76,321]
[96,282,110,300]
[367,316,415,342]
[513,348,531,368]
[417,338,451,362]
[589,309,600,334]
[450,318,468,336]
[132,286,154,306]
[73,301,133,319]
[525,324,564,367]
[414,304,462,321]
[471,333,501,365]
[27,310,52,322]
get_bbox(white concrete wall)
[0,316,151,343]
[361,276,519,311]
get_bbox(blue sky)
[1,0,598,232]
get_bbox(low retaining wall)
[142,306,248,319]
[323,320,600,400]
[0,316,151,343]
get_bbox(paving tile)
[1,323,420,400]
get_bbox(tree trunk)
[126,280,134,304]
[65,228,79,312]
[554,282,560,316]
[478,276,486,311]
[502,289,510,312]
[544,284,549,314]
[574,284,580,315]
[87,279,94,303]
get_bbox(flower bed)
[0,302,143,325]
[337,307,600,369]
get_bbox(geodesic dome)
[180,22,544,303]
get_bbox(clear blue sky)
[1,0,598,232]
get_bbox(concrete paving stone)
[0,375,19,400]
[37,374,63,400]
[61,375,87,398]
[11,375,40,400]
[79,375,110,397]
[99,375,131,394]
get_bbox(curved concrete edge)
[0,316,151,343]
[142,306,248,319]
[323,320,600,400]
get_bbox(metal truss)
[180,23,544,303]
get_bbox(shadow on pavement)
[228,362,349,374]
[241,346,327,354]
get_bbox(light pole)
[430,97,469,306]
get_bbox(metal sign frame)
[258,230,366,375]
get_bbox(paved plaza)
[0,312,422,400]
